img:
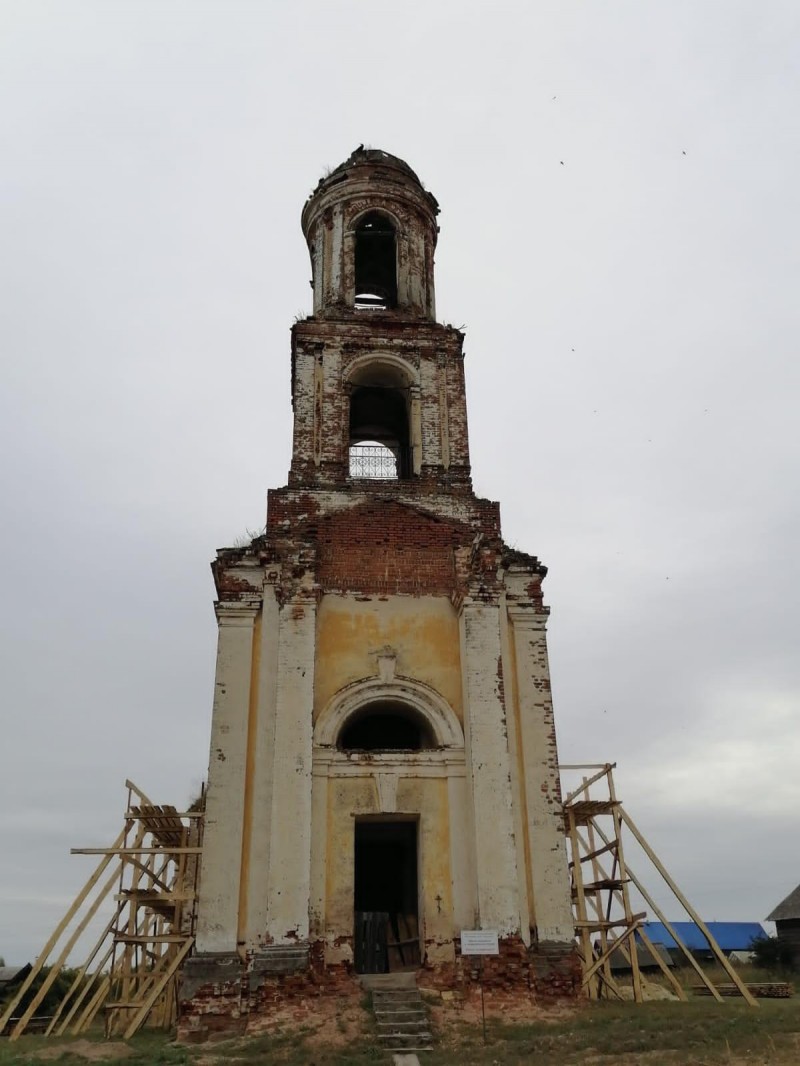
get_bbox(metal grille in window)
[349,444,398,479]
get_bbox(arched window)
[348,362,411,480]
[354,212,397,310]
[339,700,436,752]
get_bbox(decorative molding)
[375,645,397,682]
[312,749,467,777]
[343,351,419,388]
[215,601,260,626]
[506,606,548,631]
[314,675,464,749]
[375,772,399,813]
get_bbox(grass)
[430,998,800,1065]
[0,1028,384,1066]
[1,996,799,1065]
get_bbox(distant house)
[0,964,31,992]
[767,884,800,965]
[638,922,767,961]
[609,941,674,973]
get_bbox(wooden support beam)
[564,764,616,805]
[619,808,758,1007]
[45,899,128,1035]
[7,862,123,1039]
[71,847,202,855]
[122,939,193,1040]
[607,768,643,1003]
[574,912,646,930]
[590,817,724,1002]
[573,823,688,1003]
[0,828,127,1037]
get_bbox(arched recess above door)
[314,676,464,750]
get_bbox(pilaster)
[507,604,574,943]
[195,600,260,955]
[240,580,281,948]
[264,591,317,944]
[458,596,521,936]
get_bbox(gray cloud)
[1,1,798,963]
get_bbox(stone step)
[365,974,434,1052]
[375,993,426,1002]
[377,1019,429,1029]
[379,1033,433,1049]
[360,972,418,991]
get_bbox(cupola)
[301,147,440,320]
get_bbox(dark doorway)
[354,820,420,974]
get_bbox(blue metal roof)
[638,922,767,951]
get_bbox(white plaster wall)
[264,595,317,944]
[508,605,574,943]
[459,600,521,935]
[195,603,258,955]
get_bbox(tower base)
[177,938,581,1041]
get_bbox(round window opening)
[338,700,436,752]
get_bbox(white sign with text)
[460,930,499,956]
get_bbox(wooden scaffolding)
[561,763,757,1006]
[0,780,203,1041]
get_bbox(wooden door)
[354,910,388,974]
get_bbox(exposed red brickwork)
[420,936,581,999]
[177,946,362,1041]
[317,500,474,595]
[178,937,581,1040]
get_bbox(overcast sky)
[1,1,799,965]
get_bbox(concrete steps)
[360,973,433,1053]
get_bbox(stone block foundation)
[177,937,581,1041]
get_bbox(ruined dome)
[305,146,439,215]
[301,146,440,320]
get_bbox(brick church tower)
[183,148,577,1017]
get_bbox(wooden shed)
[767,884,800,965]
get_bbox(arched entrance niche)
[313,677,466,974]
[314,676,463,751]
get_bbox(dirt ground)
[29,1042,133,1061]
[244,993,370,1049]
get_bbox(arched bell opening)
[348,362,412,480]
[338,700,436,752]
[354,212,397,310]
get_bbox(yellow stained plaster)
[315,595,463,721]
[323,775,455,942]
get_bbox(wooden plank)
[122,939,193,1039]
[582,924,637,984]
[53,941,116,1035]
[45,899,128,1035]
[70,847,202,855]
[607,769,643,1003]
[590,817,723,1002]
[113,934,188,944]
[559,763,618,771]
[619,808,758,1007]
[569,841,616,866]
[574,912,646,930]
[0,827,126,1037]
[8,862,123,1039]
[566,807,596,997]
[73,975,111,1034]
[573,821,688,1003]
[564,765,616,805]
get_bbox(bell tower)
[182,148,579,1028]
[289,148,471,492]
